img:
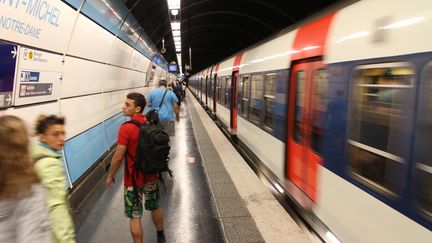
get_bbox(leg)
[124,187,144,243]
[151,207,164,231]
[130,218,143,243]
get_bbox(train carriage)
[189,0,432,242]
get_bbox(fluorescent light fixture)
[174,36,181,42]
[171,21,180,30]
[171,9,179,16]
[172,30,181,37]
[174,41,181,46]
[176,47,181,52]
[167,0,180,10]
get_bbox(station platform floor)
[74,90,317,243]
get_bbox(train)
[188,0,432,242]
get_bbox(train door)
[213,74,218,113]
[286,60,325,201]
[205,76,209,107]
[230,71,239,134]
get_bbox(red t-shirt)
[117,114,158,187]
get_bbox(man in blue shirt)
[146,79,180,136]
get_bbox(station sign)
[13,47,63,106]
[0,41,18,108]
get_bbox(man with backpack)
[146,79,179,136]
[105,93,166,243]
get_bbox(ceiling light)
[171,9,179,16]
[171,21,180,30]
[172,30,180,37]
[174,41,181,46]
[174,36,181,42]
[167,0,180,10]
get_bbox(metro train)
[189,0,432,242]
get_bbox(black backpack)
[124,119,172,190]
[146,89,168,125]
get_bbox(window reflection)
[249,74,264,124]
[293,71,305,143]
[241,76,250,117]
[347,64,414,196]
[264,73,276,130]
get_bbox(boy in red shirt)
[106,93,165,243]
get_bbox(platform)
[74,91,315,243]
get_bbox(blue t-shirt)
[147,87,179,121]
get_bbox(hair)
[0,115,39,200]
[159,79,168,87]
[35,115,65,135]
[126,93,146,113]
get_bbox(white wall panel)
[125,70,146,89]
[61,94,106,138]
[103,65,126,92]
[240,31,296,74]
[103,91,125,120]
[0,0,76,53]
[67,15,115,62]
[237,117,285,179]
[326,0,432,64]
[0,102,58,133]
[315,167,431,243]
[108,39,133,68]
[128,50,150,72]
[62,56,105,97]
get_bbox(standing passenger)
[106,93,166,243]
[0,115,52,243]
[32,115,76,243]
[147,79,180,136]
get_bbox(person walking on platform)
[146,79,180,136]
[106,93,166,243]
[32,115,76,243]
[0,115,52,243]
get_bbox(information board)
[0,42,18,108]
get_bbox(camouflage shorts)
[124,180,160,218]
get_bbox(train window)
[241,76,250,117]
[412,61,432,218]
[219,76,224,104]
[225,77,231,107]
[293,71,305,143]
[249,74,264,124]
[311,69,328,154]
[347,63,415,196]
[264,73,277,130]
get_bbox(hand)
[105,175,115,187]
[176,115,180,121]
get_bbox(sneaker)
[157,234,166,243]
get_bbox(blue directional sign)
[0,41,17,108]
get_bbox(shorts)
[124,179,160,218]
[159,120,175,136]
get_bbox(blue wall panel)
[104,113,127,147]
[64,123,109,183]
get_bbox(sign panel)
[14,47,63,106]
[0,0,77,53]
[0,42,18,108]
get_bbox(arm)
[34,159,76,243]
[106,144,127,187]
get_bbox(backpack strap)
[156,89,168,110]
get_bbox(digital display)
[169,65,178,72]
